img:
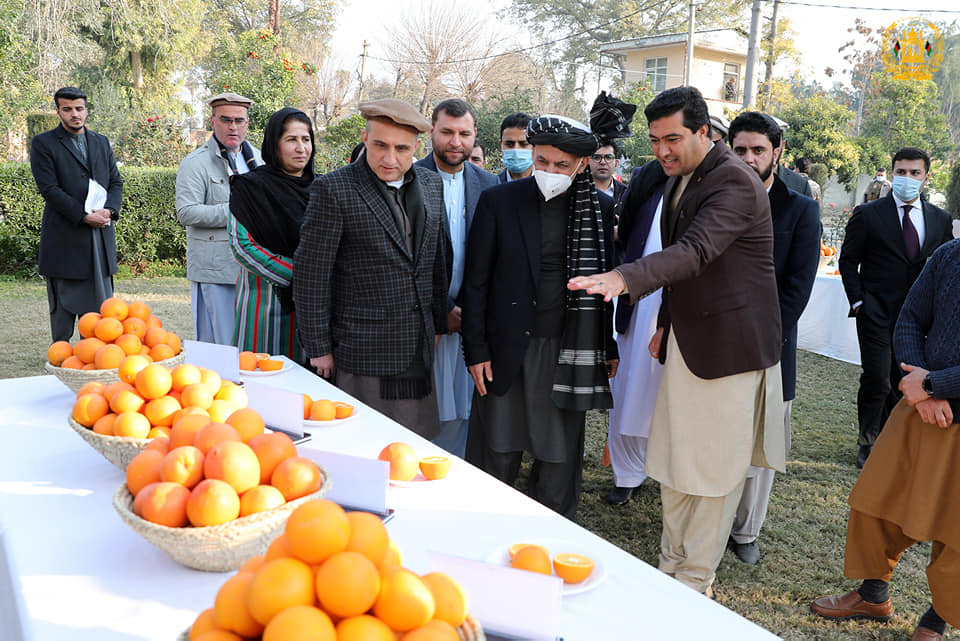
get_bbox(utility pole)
[357,40,369,104]
[685,0,696,85]
[743,0,761,109]
[761,0,781,109]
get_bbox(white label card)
[183,340,240,382]
[243,380,304,438]
[298,449,388,515]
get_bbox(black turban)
[526,92,636,156]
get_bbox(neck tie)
[902,204,919,260]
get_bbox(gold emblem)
[882,18,944,81]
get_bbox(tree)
[932,30,960,148]
[310,60,353,130]
[859,73,951,161]
[824,18,885,134]
[780,95,861,188]
[0,0,46,156]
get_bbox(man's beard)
[438,148,467,168]
[756,159,774,182]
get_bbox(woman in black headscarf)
[228,107,315,361]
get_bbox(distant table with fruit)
[797,269,861,366]
[0,363,779,640]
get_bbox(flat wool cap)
[206,92,254,109]
[359,99,431,133]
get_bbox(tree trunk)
[761,0,780,109]
[268,0,281,50]
[130,50,144,89]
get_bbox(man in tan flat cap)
[176,92,262,345]
[294,99,450,437]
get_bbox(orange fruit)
[381,540,403,569]
[146,314,163,328]
[508,543,549,560]
[47,341,74,366]
[135,363,172,400]
[145,436,171,454]
[239,485,286,516]
[284,499,350,564]
[187,478,241,527]
[94,343,125,369]
[421,572,467,627]
[169,413,212,448]
[147,425,171,439]
[225,408,264,443]
[258,358,284,372]
[333,401,354,419]
[373,568,436,632]
[335,615,394,641]
[261,605,334,641]
[92,412,117,435]
[161,445,205,488]
[100,296,128,320]
[246,557,316,625]
[194,422,242,454]
[117,354,151,384]
[114,333,143,356]
[238,554,267,574]
[302,394,313,419]
[72,393,109,427]
[271,456,323,501]
[94,316,123,343]
[164,331,182,354]
[238,351,257,371]
[81,363,97,370]
[181,382,215,409]
[207,399,235,423]
[204,441,261,494]
[265,533,292,561]
[109,388,144,414]
[309,400,336,421]
[114,411,151,438]
[345,511,389,566]
[189,608,218,640]
[199,368,222,391]
[74,337,106,364]
[213,572,264,638]
[144,326,168,348]
[144,395,182,427]
[249,432,297,484]
[419,456,450,480]
[60,355,84,369]
[127,300,151,321]
[77,380,106,396]
[171,364,202,391]
[103,381,136,402]
[401,620,459,641]
[215,383,248,409]
[192,630,242,641]
[378,442,419,482]
[126,449,165,496]
[122,316,147,340]
[135,481,190,527]
[151,343,176,362]
[77,312,102,338]
[139,345,153,357]
[315,550,381,618]
[511,545,551,575]
[552,553,594,584]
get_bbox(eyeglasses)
[591,154,616,162]
[217,116,249,126]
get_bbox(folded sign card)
[183,340,240,382]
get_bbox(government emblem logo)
[882,18,944,81]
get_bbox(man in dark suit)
[589,141,626,205]
[293,99,449,438]
[728,111,821,565]
[415,98,498,457]
[30,86,123,342]
[569,87,784,596]
[462,103,628,519]
[496,113,534,184]
[839,147,954,467]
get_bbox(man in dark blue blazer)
[727,112,821,564]
[30,86,123,342]
[495,113,534,184]
[416,99,498,457]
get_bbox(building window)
[723,63,740,101]
[644,57,667,92]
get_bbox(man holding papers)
[30,86,123,342]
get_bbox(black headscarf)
[230,107,316,258]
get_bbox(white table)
[0,371,780,641]
[797,272,861,365]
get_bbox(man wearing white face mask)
[839,147,953,468]
[461,94,632,519]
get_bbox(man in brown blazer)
[569,86,784,596]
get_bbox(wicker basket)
[46,350,186,393]
[114,467,330,573]
[176,614,484,640]
[67,415,151,470]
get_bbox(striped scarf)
[552,168,613,411]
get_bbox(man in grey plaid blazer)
[293,99,449,438]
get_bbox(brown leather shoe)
[810,589,893,621]
[911,626,944,641]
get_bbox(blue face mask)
[891,174,923,202]
[502,148,533,174]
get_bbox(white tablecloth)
[797,272,861,365]
[0,372,779,640]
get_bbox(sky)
[326,0,960,94]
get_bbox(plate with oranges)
[238,352,293,376]
[378,442,452,486]
[303,398,357,427]
[487,539,606,596]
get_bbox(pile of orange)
[239,352,285,373]
[124,406,323,528]
[47,296,182,370]
[378,442,450,481]
[820,242,837,257]
[302,394,354,421]
[71,361,251,438]
[509,543,595,584]
[187,499,470,641]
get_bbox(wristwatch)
[922,374,934,396]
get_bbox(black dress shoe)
[857,444,872,469]
[606,486,636,505]
[729,539,761,565]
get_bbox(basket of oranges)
[45,296,185,393]
[175,499,485,641]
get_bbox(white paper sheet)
[84,179,107,215]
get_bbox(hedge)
[0,162,185,277]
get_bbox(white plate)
[239,357,294,376]
[485,539,607,596]
[303,406,360,428]
[389,469,449,487]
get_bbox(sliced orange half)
[418,455,451,480]
[552,553,594,584]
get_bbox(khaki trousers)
[659,478,746,593]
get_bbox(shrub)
[26,114,61,152]
[946,160,960,220]
[808,163,828,190]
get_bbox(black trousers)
[855,312,902,446]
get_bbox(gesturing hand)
[468,361,493,396]
[567,271,627,302]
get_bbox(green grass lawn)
[2,275,953,640]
